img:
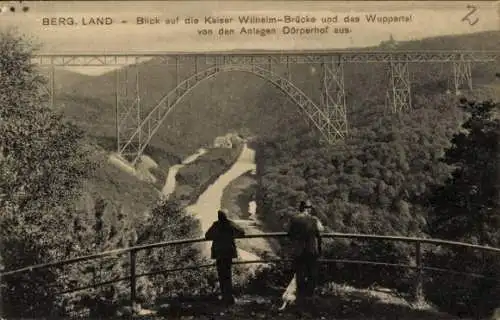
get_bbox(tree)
[0,29,94,317]
[135,199,218,299]
[426,99,500,245]
[424,99,500,318]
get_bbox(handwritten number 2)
[462,4,479,26]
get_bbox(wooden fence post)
[130,249,137,310]
[413,240,424,303]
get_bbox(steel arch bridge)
[32,50,499,165]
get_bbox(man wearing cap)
[205,208,245,305]
[287,200,324,300]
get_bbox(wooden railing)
[2,232,500,309]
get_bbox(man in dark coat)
[205,208,245,305]
[287,200,324,299]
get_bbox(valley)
[3,29,499,319]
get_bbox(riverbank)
[184,143,277,276]
[173,143,243,204]
[220,169,280,258]
[185,142,253,233]
[161,148,207,199]
[220,170,256,220]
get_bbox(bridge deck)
[31,50,500,66]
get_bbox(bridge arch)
[119,64,337,164]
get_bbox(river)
[184,143,272,271]
[161,148,207,199]
[160,142,272,274]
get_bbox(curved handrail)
[0,237,208,277]
[2,232,499,277]
[47,258,500,296]
[321,233,500,253]
[3,231,500,310]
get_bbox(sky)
[0,1,498,74]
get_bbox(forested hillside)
[253,96,465,294]
[253,30,499,236]
[251,31,500,318]
[256,99,464,234]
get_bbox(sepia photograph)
[0,1,499,319]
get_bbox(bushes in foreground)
[423,99,500,317]
[0,29,94,318]
[0,29,215,317]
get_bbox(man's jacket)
[205,220,245,259]
[287,213,324,257]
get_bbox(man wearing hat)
[205,208,245,305]
[287,199,324,299]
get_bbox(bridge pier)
[38,62,56,109]
[387,60,412,113]
[176,56,180,86]
[453,55,473,96]
[115,69,120,153]
[49,65,55,109]
[115,62,143,163]
[215,56,223,72]
[320,56,348,141]
[284,56,292,81]
[193,56,198,75]
[135,60,142,156]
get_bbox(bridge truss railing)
[2,232,500,312]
